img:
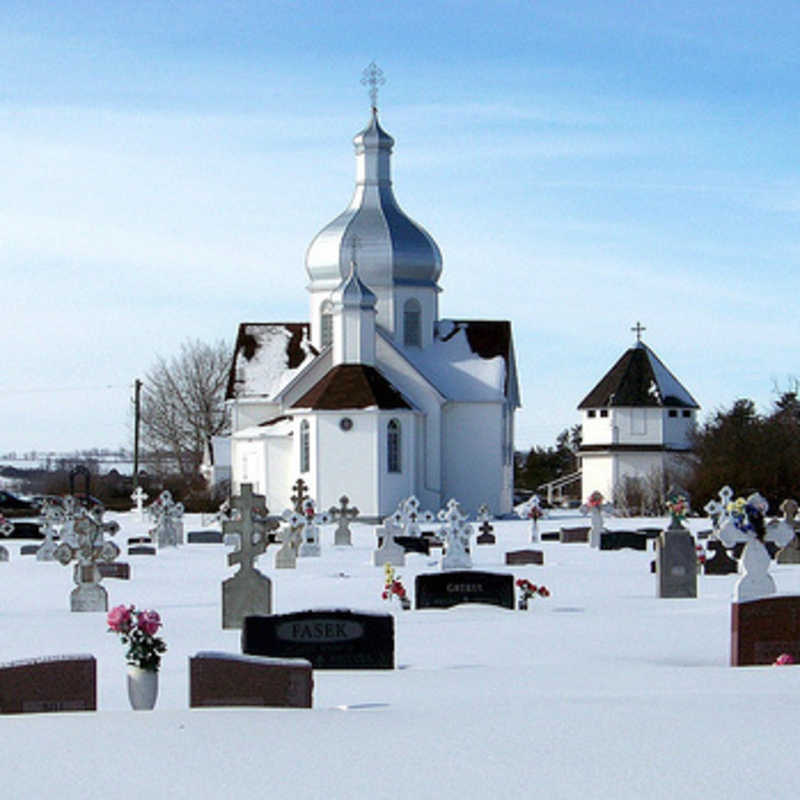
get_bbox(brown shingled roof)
[291,364,411,410]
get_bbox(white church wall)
[613,407,663,445]
[231,436,267,497]
[265,436,293,511]
[662,409,694,449]
[580,454,615,501]
[315,412,379,516]
[230,399,281,432]
[581,410,616,445]
[377,410,417,517]
[442,402,506,515]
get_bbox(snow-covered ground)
[1,510,799,799]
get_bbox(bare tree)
[140,339,231,482]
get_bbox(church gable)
[291,364,412,411]
[226,323,318,400]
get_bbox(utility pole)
[133,379,142,488]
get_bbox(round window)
[339,417,353,431]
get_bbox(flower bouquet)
[516,578,550,610]
[727,495,768,539]
[382,563,411,610]
[587,491,604,509]
[107,604,166,671]
[666,492,689,525]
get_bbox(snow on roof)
[401,320,510,403]
[226,323,318,400]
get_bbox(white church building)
[577,333,699,503]
[225,95,519,518]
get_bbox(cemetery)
[0,486,799,798]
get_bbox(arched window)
[320,302,333,349]
[300,420,310,473]
[387,419,401,473]
[403,299,421,347]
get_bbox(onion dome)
[305,110,443,292]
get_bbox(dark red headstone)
[0,655,96,714]
[505,549,544,566]
[731,596,800,666]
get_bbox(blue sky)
[1,1,798,454]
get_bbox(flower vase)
[127,666,158,710]
[518,597,529,611]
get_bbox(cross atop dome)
[631,321,646,343]
[361,61,385,112]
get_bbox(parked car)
[0,490,36,516]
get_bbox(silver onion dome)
[305,110,443,291]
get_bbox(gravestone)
[776,499,800,564]
[580,491,613,548]
[521,495,543,542]
[656,528,697,598]
[716,492,794,602]
[437,498,472,570]
[147,490,184,547]
[0,654,96,714]
[372,526,405,567]
[128,545,156,556]
[290,477,310,513]
[392,536,430,555]
[328,495,358,546]
[98,562,130,580]
[7,521,41,539]
[541,531,560,541]
[731,596,800,666]
[390,496,434,538]
[187,530,224,544]
[20,545,39,556]
[130,486,149,521]
[298,498,330,557]
[127,536,152,545]
[505,549,544,566]
[600,531,647,551]
[222,484,278,629]
[242,610,394,669]
[560,527,589,544]
[54,507,120,612]
[703,540,738,575]
[37,499,63,560]
[189,652,313,708]
[415,570,514,610]
[275,511,304,569]
[475,504,496,545]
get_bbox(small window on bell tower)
[320,301,333,348]
[403,299,421,347]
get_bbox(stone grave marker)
[130,486,149,521]
[560,527,590,544]
[37,499,63,561]
[222,484,278,630]
[299,498,330,557]
[187,530,224,544]
[392,536,430,555]
[189,652,313,708]
[242,609,395,669]
[20,545,39,556]
[600,531,647,551]
[731,596,800,666]
[716,492,794,602]
[128,545,156,556]
[476,504,496,545]
[290,477,310,513]
[505,549,544,566]
[54,507,120,612]
[415,570,514,610]
[437,498,473,570]
[656,491,697,598]
[276,511,304,569]
[0,654,96,714]
[372,524,405,567]
[147,490,184,547]
[521,495,543,542]
[390,496,434,539]
[127,536,152,545]
[541,531,560,541]
[703,540,738,575]
[98,562,130,580]
[776,499,800,564]
[580,490,614,547]
[328,495,359,546]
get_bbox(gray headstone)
[372,527,405,567]
[656,527,697,598]
[187,530,224,544]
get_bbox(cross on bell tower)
[631,321,646,343]
[361,61,385,113]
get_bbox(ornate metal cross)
[391,495,434,537]
[437,498,473,569]
[37,498,65,560]
[476,503,496,545]
[224,484,276,574]
[147,490,184,546]
[361,61,385,111]
[631,321,646,342]
[291,478,310,513]
[703,485,734,525]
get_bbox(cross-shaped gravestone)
[438,498,473,570]
[522,495,544,542]
[580,491,614,548]
[0,516,13,562]
[299,498,330,557]
[390,495,434,538]
[716,492,794,602]
[777,499,800,564]
[329,495,359,546]
[475,503,496,545]
[147,490,184,547]
[291,478,310,514]
[276,509,306,569]
[58,495,81,548]
[36,498,64,561]
[130,486,149,521]
[703,485,734,527]
[54,507,120,612]
[221,483,277,629]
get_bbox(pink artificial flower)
[773,653,794,666]
[107,604,132,633]
[137,609,162,636]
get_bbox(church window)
[300,420,310,473]
[403,299,421,347]
[668,409,678,418]
[587,410,596,418]
[320,302,333,348]
[600,409,608,418]
[682,410,691,418]
[387,419,401,473]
